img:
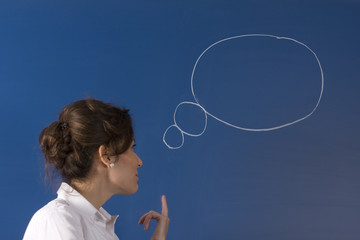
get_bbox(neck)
[70,178,113,210]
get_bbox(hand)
[138,195,170,240]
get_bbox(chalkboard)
[0,0,359,239]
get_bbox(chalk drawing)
[163,34,324,149]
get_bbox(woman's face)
[108,141,143,195]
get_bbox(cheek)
[109,168,125,182]
[108,167,138,195]
[109,165,132,185]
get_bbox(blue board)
[1,0,359,239]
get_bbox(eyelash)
[132,144,136,149]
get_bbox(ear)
[98,145,111,167]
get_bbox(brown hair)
[39,98,134,184]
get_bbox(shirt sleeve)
[23,205,84,240]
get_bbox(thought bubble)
[163,34,324,149]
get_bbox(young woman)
[23,98,170,240]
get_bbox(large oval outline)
[190,34,324,131]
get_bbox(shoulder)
[24,199,84,240]
[31,198,82,225]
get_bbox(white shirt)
[23,182,120,240]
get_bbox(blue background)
[1,0,359,239]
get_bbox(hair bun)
[39,121,72,170]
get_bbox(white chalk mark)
[163,125,184,149]
[163,102,208,149]
[163,34,324,149]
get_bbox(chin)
[119,185,139,195]
[132,185,139,194]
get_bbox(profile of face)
[107,141,143,195]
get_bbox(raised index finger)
[161,195,168,217]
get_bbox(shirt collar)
[57,182,119,224]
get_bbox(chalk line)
[163,34,324,149]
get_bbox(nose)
[136,154,143,167]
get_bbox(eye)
[132,144,136,150]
